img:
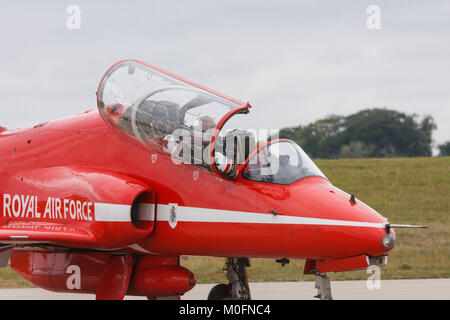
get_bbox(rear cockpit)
[97,59,252,176]
[98,61,240,139]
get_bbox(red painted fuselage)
[0,109,390,259]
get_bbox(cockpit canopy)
[97,59,246,146]
[97,60,326,184]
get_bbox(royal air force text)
[2,193,93,221]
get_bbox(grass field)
[1,157,449,287]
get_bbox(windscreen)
[242,140,327,185]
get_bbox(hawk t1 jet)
[0,59,425,300]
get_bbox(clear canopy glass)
[242,140,327,185]
[97,60,243,159]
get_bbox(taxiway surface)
[0,279,448,300]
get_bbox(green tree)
[438,141,450,156]
[279,115,345,158]
[280,108,436,159]
[340,109,436,157]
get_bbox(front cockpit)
[97,60,326,184]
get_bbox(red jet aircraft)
[0,59,426,300]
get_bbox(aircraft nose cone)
[288,179,393,257]
[325,185,393,256]
[382,233,396,249]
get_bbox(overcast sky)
[0,1,449,152]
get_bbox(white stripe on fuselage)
[94,203,155,222]
[92,202,385,228]
[156,204,386,228]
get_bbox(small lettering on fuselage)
[2,193,93,221]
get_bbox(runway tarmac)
[0,278,448,300]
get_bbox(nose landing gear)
[207,258,335,300]
[207,257,251,300]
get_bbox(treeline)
[279,108,449,159]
